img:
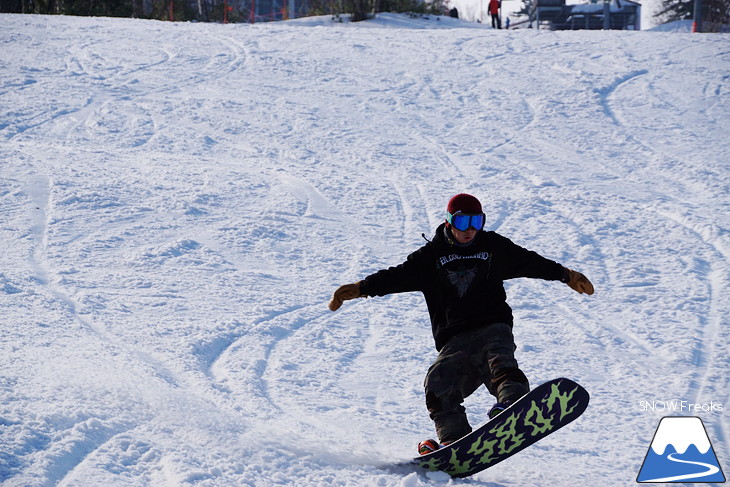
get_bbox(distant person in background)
[328,193,595,453]
[489,0,502,29]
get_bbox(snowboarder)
[489,0,501,29]
[328,193,594,453]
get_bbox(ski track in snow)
[1,12,729,487]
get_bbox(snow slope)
[1,12,728,487]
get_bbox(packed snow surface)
[1,12,728,487]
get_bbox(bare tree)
[655,0,730,30]
[704,0,730,30]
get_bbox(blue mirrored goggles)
[446,211,485,231]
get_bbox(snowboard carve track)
[650,208,729,449]
[593,69,649,126]
[20,171,185,390]
[49,423,132,487]
[5,31,247,147]
[207,303,336,417]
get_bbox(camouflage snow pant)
[423,323,530,444]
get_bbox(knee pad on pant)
[425,391,462,415]
[424,350,474,412]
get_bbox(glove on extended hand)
[562,268,595,295]
[328,282,364,311]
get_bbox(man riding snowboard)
[328,193,594,454]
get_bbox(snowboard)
[413,377,589,478]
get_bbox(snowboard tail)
[414,377,589,478]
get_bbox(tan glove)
[328,282,364,311]
[563,268,595,295]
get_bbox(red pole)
[169,0,173,20]
[224,0,228,23]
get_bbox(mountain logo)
[637,416,726,483]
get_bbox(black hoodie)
[359,223,565,351]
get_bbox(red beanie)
[447,193,482,214]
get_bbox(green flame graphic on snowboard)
[414,377,589,478]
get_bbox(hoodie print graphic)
[439,252,491,298]
[445,265,478,297]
